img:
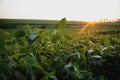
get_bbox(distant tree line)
[0,21,16,29]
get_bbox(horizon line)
[0,17,120,22]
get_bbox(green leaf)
[25,54,37,65]
[46,71,56,77]
[22,24,32,34]
[14,70,25,80]
[64,62,72,69]
[30,69,35,80]
[14,30,25,39]
[0,62,11,74]
[71,71,83,79]
[64,34,73,39]
[32,64,46,74]
[49,76,58,80]
[41,71,56,80]
[104,38,110,47]
[41,76,48,80]
[58,18,66,29]
[0,29,9,36]
[18,54,37,68]
[91,55,102,59]
[52,33,61,42]
[0,29,9,53]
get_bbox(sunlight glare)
[74,22,96,39]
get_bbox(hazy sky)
[0,0,120,21]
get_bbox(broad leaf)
[14,30,25,39]
[32,64,46,74]
[14,71,25,80]
[58,18,66,29]
[46,71,56,77]
[71,71,83,79]
[88,50,94,54]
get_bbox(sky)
[0,0,120,21]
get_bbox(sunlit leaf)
[88,50,94,54]
[76,51,80,59]
[73,65,79,72]
[110,45,115,49]
[64,62,72,69]
[0,29,9,36]
[80,44,84,47]
[89,40,94,45]
[58,17,66,29]
[91,55,102,59]
[100,51,104,55]
[101,47,108,51]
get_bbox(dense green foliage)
[0,18,120,80]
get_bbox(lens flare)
[73,22,96,39]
